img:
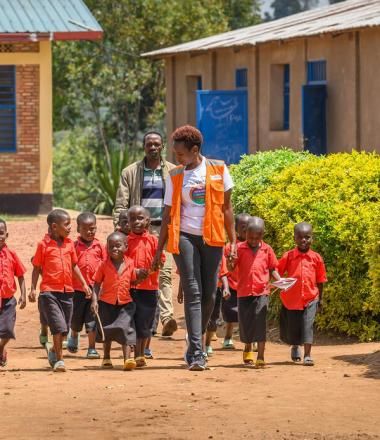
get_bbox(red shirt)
[0,245,26,299]
[94,256,135,305]
[235,241,278,297]
[32,234,78,293]
[73,238,106,291]
[278,248,327,310]
[126,232,164,291]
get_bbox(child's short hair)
[118,209,129,222]
[235,213,250,228]
[77,211,96,226]
[0,218,6,230]
[107,231,126,243]
[247,216,265,232]
[47,209,70,226]
[128,205,150,218]
[294,222,312,234]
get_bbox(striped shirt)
[142,165,164,221]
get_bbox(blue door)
[302,84,327,155]
[196,90,248,164]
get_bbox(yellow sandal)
[254,359,266,369]
[135,356,147,368]
[124,358,137,371]
[243,351,254,365]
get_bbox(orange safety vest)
[167,158,226,254]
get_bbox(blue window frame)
[283,64,290,130]
[197,76,202,90]
[307,60,326,84]
[0,65,16,153]
[235,68,247,88]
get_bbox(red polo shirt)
[73,237,106,291]
[278,247,327,310]
[32,234,78,293]
[0,245,26,299]
[94,256,135,305]
[126,232,165,291]
[235,241,278,298]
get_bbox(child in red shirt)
[117,209,131,236]
[91,231,142,371]
[29,209,91,372]
[278,222,327,366]
[0,219,26,367]
[229,217,281,368]
[221,213,251,349]
[126,206,165,367]
[67,212,106,359]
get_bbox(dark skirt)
[97,300,136,345]
[207,288,222,332]
[0,297,17,339]
[71,290,96,333]
[280,299,318,345]
[222,288,238,323]
[238,295,269,343]
[131,289,159,339]
[38,292,73,336]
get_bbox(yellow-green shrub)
[249,152,380,341]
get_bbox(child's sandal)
[124,358,137,371]
[303,356,314,366]
[101,358,113,369]
[243,351,254,365]
[135,356,147,368]
[254,359,266,369]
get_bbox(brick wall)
[0,42,39,53]
[0,64,40,193]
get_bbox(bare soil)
[1,217,379,440]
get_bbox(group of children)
[0,205,327,371]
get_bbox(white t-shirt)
[164,157,234,236]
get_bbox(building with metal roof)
[143,0,380,162]
[0,0,103,214]
[0,0,102,41]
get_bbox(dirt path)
[1,217,379,440]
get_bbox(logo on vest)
[190,185,206,206]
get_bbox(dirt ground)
[1,217,379,440]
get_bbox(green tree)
[269,0,319,20]
[221,0,261,29]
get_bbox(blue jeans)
[174,232,223,357]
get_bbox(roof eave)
[0,31,103,43]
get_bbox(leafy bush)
[230,148,312,213]
[235,150,380,341]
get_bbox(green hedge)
[230,150,380,341]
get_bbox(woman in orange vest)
[152,125,236,371]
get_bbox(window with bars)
[235,68,247,88]
[270,64,290,131]
[307,60,327,84]
[0,66,16,153]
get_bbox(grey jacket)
[113,158,176,226]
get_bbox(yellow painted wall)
[0,41,52,195]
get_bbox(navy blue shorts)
[238,295,269,343]
[71,290,96,333]
[38,292,73,336]
[131,289,159,339]
[0,297,17,339]
[97,300,136,346]
[280,299,319,345]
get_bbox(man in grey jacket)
[114,131,177,339]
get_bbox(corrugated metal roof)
[143,0,380,58]
[0,0,102,39]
